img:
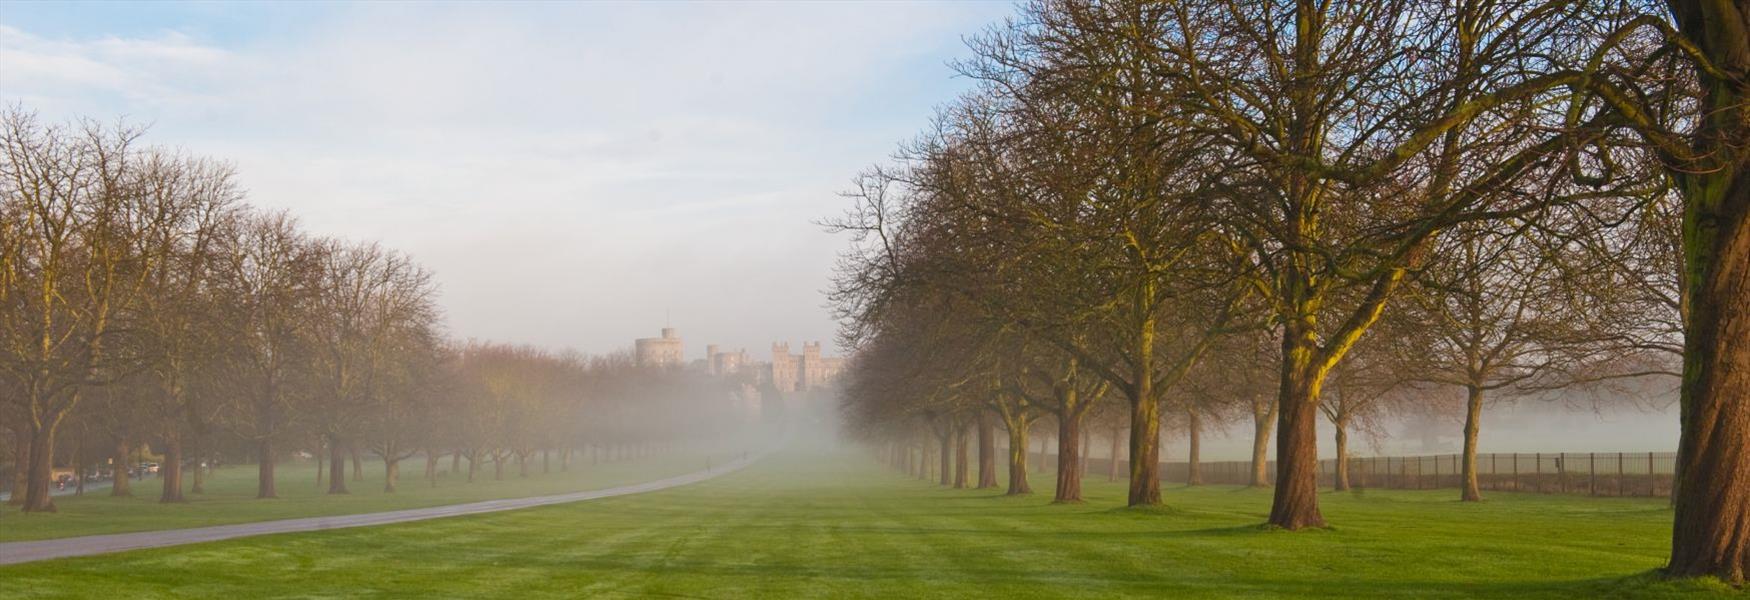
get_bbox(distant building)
[634,327,684,367]
[705,344,751,376]
[769,341,844,392]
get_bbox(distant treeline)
[0,109,755,512]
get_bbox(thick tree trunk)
[106,440,130,497]
[1461,385,1485,501]
[1269,334,1326,529]
[1006,421,1030,495]
[1333,420,1350,492]
[327,437,349,494]
[1054,412,1084,503]
[159,436,185,503]
[1667,149,1750,582]
[350,448,363,482]
[1186,405,1202,486]
[20,422,58,512]
[256,438,277,499]
[1251,401,1275,487]
[976,414,998,489]
[1126,390,1162,507]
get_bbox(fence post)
[1511,453,1519,491]
[1617,452,1625,497]
[1535,452,1542,493]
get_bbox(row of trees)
[0,109,749,512]
[831,0,1744,583]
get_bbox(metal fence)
[1049,451,1678,497]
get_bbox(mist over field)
[1,0,1746,596]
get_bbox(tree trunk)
[1269,331,1326,529]
[1126,388,1162,507]
[327,437,349,494]
[976,414,997,489]
[424,450,439,487]
[20,421,58,512]
[494,453,506,480]
[1186,404,1203,486]
[159,436,185,503]
[1005,421,1030,495]
[451,449,462,473]
[1108,425,1122,482]
[256,438,277,499]
[1667,150,1750,582]
[1461,384,1485,501]
[1251,400,1276,487]
[350,448,363,482]
[938,431,952,487]
[1333,419,1351,492]
[384,458,399,493]
[1054,412,1084,503]
[109,439,131,497]
[467,452,478,482]
[953,426,969,489]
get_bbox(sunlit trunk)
[1251,400,1275,487]
[1270,321,1325,529]
[1005,421,1030,495]
[1668,151,1750,582]
[383,458,399,493]
[1460,385,1484,501]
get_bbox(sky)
[0,0,1016,360]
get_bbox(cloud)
[0,3,1011,356]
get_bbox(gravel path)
[0,453,760,565]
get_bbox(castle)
[633,327,843,392]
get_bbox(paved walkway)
[0,453,761,565]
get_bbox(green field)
[0,447,1737,599]
[0,446,741,542]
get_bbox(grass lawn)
[0,446,1737,599]
[0,445,745,542]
